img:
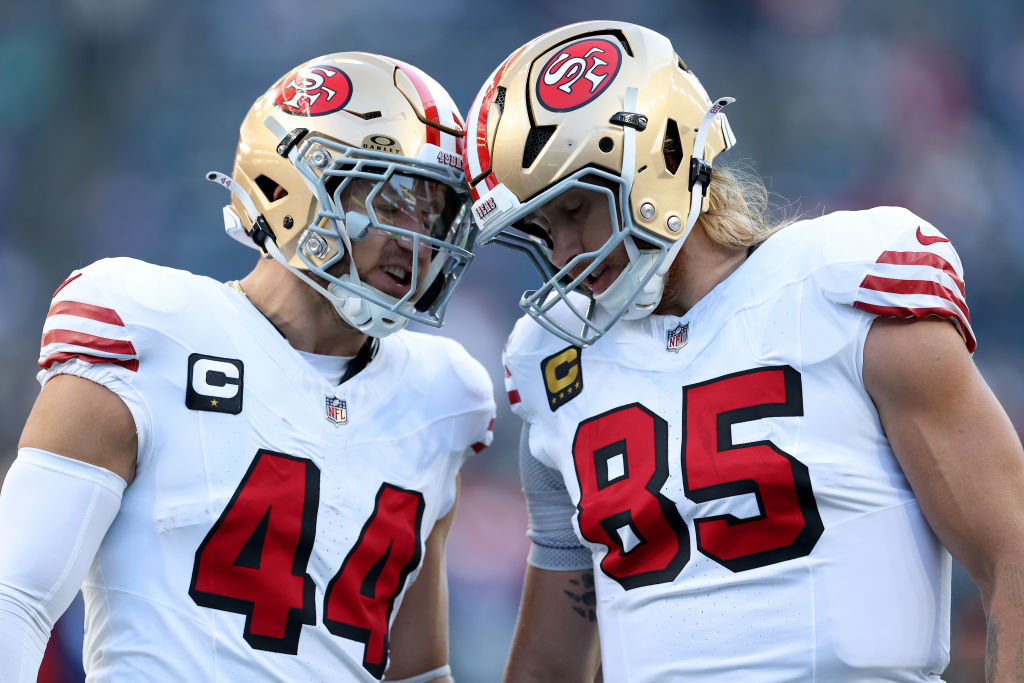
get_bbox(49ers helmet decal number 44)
[275,65,353,116]
[535,38,622,112]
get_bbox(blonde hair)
[695,164,795,249]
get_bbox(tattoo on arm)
[564,571,597,622]
[988,616,1002,682]
[1007,564,1024,681]
[1014,633,1024,680]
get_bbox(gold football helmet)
[210,52,475,337]
[463,21,736,345]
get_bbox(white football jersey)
[37,257,495,682]
[504,207,972,682]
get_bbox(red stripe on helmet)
[473,43,531,184]
[394,63,441,146]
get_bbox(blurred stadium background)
[3,0,1021,681]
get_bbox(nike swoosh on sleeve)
[916,226,950,245]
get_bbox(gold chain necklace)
[227,280,247,297]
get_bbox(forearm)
[0,449,125,681]
[983,560,1024,682]
[0,596,49,683]
[504,567,600,683]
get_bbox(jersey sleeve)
[502,335,525,419]
[820,208,976,352]
[446,342,496,457]
[35,261,152,451]
[519,425,591,571]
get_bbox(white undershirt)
[296,350,354,386]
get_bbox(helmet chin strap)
[595,96,736,325]
[206,169,407,337]
[206,171,266,253]
[655,97,736,279]
[263,236,408,337]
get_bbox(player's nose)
[550,222,585,269]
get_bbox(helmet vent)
[663,119,683,175]
[568,29,633,57]
[348,110,383,120]
[494,86,507,115]
[254,174,287,202]
[522,126,556,168]
[616,34,633,56]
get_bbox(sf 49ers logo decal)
[276,65,353,116]
[536,38,622,112]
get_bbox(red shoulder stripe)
[41,329,137,356]
[38,351,140,372]
[52,272,82,297]
[858,275,970,321]
[874,251,965,297]
[852,302,976,352]
[47,300,126,327]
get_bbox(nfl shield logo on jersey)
[666,322,689,352]
[325,395,348,425]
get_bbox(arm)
[19,373,138,481]
[504,566,601,683]
[504,424,600,682]
[864,317,1024,682]
[0,374,136,681]
[384,478,459,683]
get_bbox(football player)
[0,52,494,682]
[463,21,1024,682]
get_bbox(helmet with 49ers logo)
[210,52,476,337]
[463,22,736,346]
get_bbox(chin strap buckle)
[688,158,713,196]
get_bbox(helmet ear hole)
[254,174,288,202]
[663,119,683,175]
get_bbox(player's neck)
[655,225,749,317]
[236,260,369,357]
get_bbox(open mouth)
[382,264,411,287]
[579,264,619,296]
[375,264,414,296]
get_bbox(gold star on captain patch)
[559,392,565,399]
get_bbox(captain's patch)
[542,346,582,411]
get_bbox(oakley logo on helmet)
[361,134,403,155]
[536,39,622,112]
[276,65,353,116]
